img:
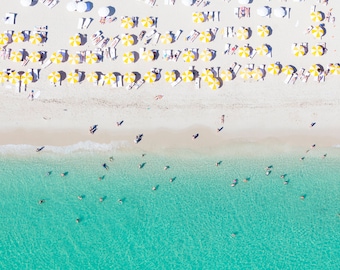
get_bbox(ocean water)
[0,142,340,269]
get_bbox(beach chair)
[145,29,157,40]
[22,56,29,66]
[233,64,241,76]
[173,30,182,41]
[284,74,293,84]
[195,0,203,6]
[46,0,59,8]
[116,75,123,87]
[83,18,93,29]
[147,0,156,7]
[152,33,161,45]
[234,8,239,18]
[245,7,250,18]
[229,45,238,55]
[134,79,145,89]
[110,37,120,48]
[301,71,310,83]
[195,77,201,89]
[297,68,305,80]
[4,13,16,25]
[171,77,182,87]
[33,69,40,81]
[249,49,257,59]
[126,82,135,90]
[5,48,11,60]
[290,73,299,84]
[78,18,85,30]
[189,30,199,42]
[172,50,181,62]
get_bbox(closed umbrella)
[208,78,220,90]
[30,33,42,44]
[103,72,116,85]
[12,32,24,43]
[0,33,9,45]
[124,72,136,83]
[86,72,98,83]
[199,31,212,43]
[257,25,270,37]
[48,71,61,84]
[121,34,134,46]
[200,69,214,82]
[267,63,281,75]
[220,70,233,81]
[10,51,23,62]
[282,65,295,75]
[164,71,176,83]
[251,68,264,81]
[309,64,323,77]
[141,50,154,61]
[86,53,98,64]
[121,17,134,29]
[8,71,20,84]
[238,46,250,58]
[50,52,63,63]
[310,11,323,22]
[68,54,80,64]
[122,52,135,64]
[256,44,269,56]
[199,49,213,62]
[144,71,156,83]
[29,51,41,63]
[98,6,110,17]
[141,17,153,28]
[0,71,9,83]
[239,68,252,80]
[67,71,79,83]
[21,71,33,85]
[69,34,81,46]
[311,26,325,39]
[181,70,194,82]
[182,50,195,62]
[292,45,306,57]
[192,12,205,23]
[236,27,249,40]
[160,33,173,44]
[311,45,324,56]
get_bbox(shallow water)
[0,143,340,269]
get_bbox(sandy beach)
[0,0,339,150]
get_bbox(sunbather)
[99,17,106,24]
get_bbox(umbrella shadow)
[267,26,273,36]
[210,49,217,60]
[134,72,141,82]
[39,51,48,62]
[80,34,87,46]
[173,70,180,79]
[247,28,253,39]
[108,6,116,16]
[216,77,223,89]
[31,0,39,6]
[131,34,137,45]
[58,70,67,84]
[84,2,93,12]
[78,71,86,83]
[133,52,140,62]
[152,49,159,60]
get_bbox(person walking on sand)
[220,115,225,124]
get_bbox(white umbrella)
[181,0,194,6]
[20,0,32,7]
[274,7,286,18]
[77,2,87,12]
[239,0,250,4]
[98,6,110,17]
[66,1,77,12]
[257,6,270,17]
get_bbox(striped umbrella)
[220,70,233,81]
[8,71,20,84]
[267,63,281,75]
[68,54,81,64]
[208,78,220,90]
[12,32,25,43]
[192,12,205,23]
[0,33,9,45]
[310,11,323,22]
[182,50,195,62]
[251,68,264,81]
[30,33,42,44]
[20,71,33,85]
[121,34,134,46]
[48,71,61,84]
[69,34,81,47]
[67,71,79,84]
[141,50,154,61]
[29,51,41,63]
[181,70,194,82]
[309,64,323,77]
[236,27,249,40]
[199,49,213,62]
[86,53,98,64]
[10,51,23,62]
[238,46,250,58]
[141,17,154,28]
[160,33,173,44]
[144,71,157,83]
[123,72,136,83]
[201,69,214,82]
[292,45,306,57]
[50,52,63,63]
[329,63,340,75]
[257,25,270,37]
[86,72,99,83]
[311,26,324,39]
[311,45,324,57]
[0,71,9,83]
[199,31,212,43]
[256,44,269,56]
[121,17,134,29]
[103,72,116,85]
[282,65,295,75]
[239,68,252,80]
[122,52,135,64]
[164,71,176,83]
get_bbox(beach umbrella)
[282,65,295,75]
[103,72,116,85]
[29,33,42,44]
[164,71,176,83]
[256,44,269,56]
[141,17,153,28]
[86,72,98,83]
[310,11,323,22]
[98,6,110,17]
[0,71,9,83]
[220,70,233,81]
[77,2,88,12]
[86,53,98,64]
[0,33,9,45]
[273,7,286,18]
[329,64,340,75]
[311,26,325,39]
[20,71,33,85]
[309,64,323,77]
[69,34,81,46]
[143,71,156,83]
[239,68,252,80]
[292,45,306,57]
[67,71,79,84]
[257,6,270,17]
[160,33,173,44]
[199,49,213,62]
[48,71,60,84]
[121,17,134,29]
[199,31,212,43]
[50,52,63,63]
[251,68,264,81]
[123,72,136,83]
[10,51,23,62]
[182,50,195,62]
[238,46,250,58]
[208,78,220,90]
[181,70,194,82]
[192,12,205,23]
[257,25,270,37]
[267,63,281,75]
[121,34,134,46]
[201,69,214,82]
[29,51,41,63]
[122,52,135,64]
[236,27,249,40]
[8,71,20,84]
[68,53,81,64]
[311,45,324,57]
[66,1,77,11]
[12,32,24,43]
[141,50,154,61]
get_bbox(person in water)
[109,156,114,162]
[38,200,45,204]
[102,163,109,170]
[76,218,80,223]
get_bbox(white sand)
[0,0,339,150]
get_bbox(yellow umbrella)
[0,71,9,83]
[10,51,23,62]
[329,63,340,75]
[311,45,324,57]
[256,44,269,56]
[238,46,250,58]
[220,70,233,81]
[181,70,194,82]
[141,17,153,28]
[50,52,63,64]
[20,71,33,85]
[192,12,205,23]
[121,34,134,46]
[141,50,154,61]
[0,33,9,45]
[144,71,156,83]
[257,25,269,37]
[199,49,212,62]
[200,69,214,83]
[160,33,173,44]
[67,71,79,84]
[164,71,176,83]
[239,68,252,80]
[310,11,323,22]
[282,65,295,75]
[292,45,306,57]
[48,71,61,84]
[121,17,134,29]
[103,72,116,85]
[86,53,98,64]
[311,26,324,39]
[208,78,220,90]
[8,72,20,84]
[251,68,264,81]
[122,52,135,64]
[29,33,42,45]
[68,54,80,64]
[236,27,249,40]
[182,50,195,62]
[123,72,136,83]
[267,63,281,75]
[309,64,323,77]
[29,51,41,63]
[199,31,212,43]
[86,72,99,83]
[69,34,81,47]
[12,32,24,43]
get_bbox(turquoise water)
[0,143,340,269]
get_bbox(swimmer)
[152,186,157,191]
[265,171,270,176]
[138,164,142,169]
[300,195,305,200]
[164,166,168,170]
[109,156,114,162]
[169,178,173,182]
[311,144,316,148]
[306,150,310,153]
[283,180,288,185]
[78,196,83,200]
[46,171,51,176]
[141,153,146,157]
[243,178,248,182]
[98,177,102,181]
[231,183,236,187]
[231,233,236,238]
[215,162,219,167]
[300,157,305,161]
[322,154,327,159]
[76,218,80,223]
[61,173,65,177]
[102,163,109,170]
[99,197,103,202]
[118,199,123,204]
[38,199,45,204]
[280,175,285,179]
